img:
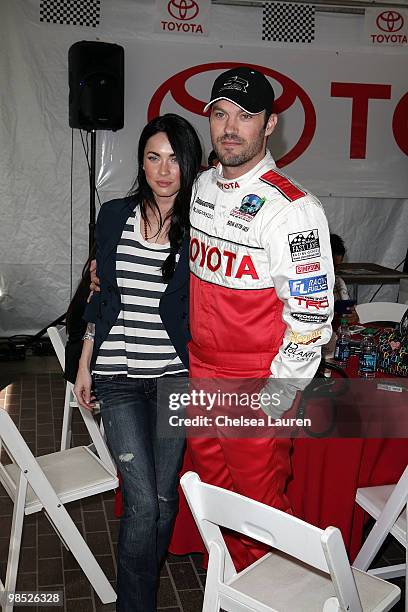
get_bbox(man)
[186,66,334,568]
[330,233,359,323]
[331,233,349,300]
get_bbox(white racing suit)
[187,151,334,569]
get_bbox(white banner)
[154,0,211,37]
[98,43,408,199]
[364,8,408,47]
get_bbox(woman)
[74,114,202,612]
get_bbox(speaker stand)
[88,129,97,252]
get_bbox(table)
[336,262,408,302]
[287,437,408,561]
[168,357,408,561]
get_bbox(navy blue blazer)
[83,197,190,371]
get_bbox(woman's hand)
[74,366,96,411]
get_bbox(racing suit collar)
[215,151,276,190]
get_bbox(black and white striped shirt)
[93,208,187,378]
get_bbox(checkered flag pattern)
[40,0,101,27]
[262,2,315,43]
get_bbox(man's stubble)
[213,126,266,168]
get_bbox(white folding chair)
[353,465,407,611]
[181,472,401,612]
[355,302,407,324]
[46,327,112,473]
[0,405,118,611]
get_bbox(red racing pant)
[187,343,293,572]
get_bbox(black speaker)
[69,41,124,131]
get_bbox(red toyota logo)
[168,0,199,21]
[376,11,404,32]
[148,62,316,168]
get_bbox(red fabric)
[287,438,408,560]
[286,354,408,560]
[189,273,286,358]
[167,446,205,554]
[114,472,122,518]
[259,169,307,201]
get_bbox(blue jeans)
[93,374,186,612]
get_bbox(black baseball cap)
[203,66,275,115]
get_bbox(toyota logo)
[376,11,404,32]
[148,62,316,168]
[168,0,199,21]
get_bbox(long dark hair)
[128,113,202,280]
[66,244,96,336]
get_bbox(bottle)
[358,334,377,378]
[334,317,350,368]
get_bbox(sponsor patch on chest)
[228,194,266,230]
[192,196,215,219]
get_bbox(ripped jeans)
[93,374,186,612]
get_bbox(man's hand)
[87,259,100,302]
[346,306,360,325]
[259,379,298,420]
[90,259,100,292]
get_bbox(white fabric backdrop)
[1,0,407,335]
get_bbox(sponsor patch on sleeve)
[283,343,317,361]
[289,275,328,296]
[296,262,320,274]
[291,312,329,323]
[292,296,329,310]
[288,229,320,262]
[289,330,322,344]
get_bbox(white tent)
[1,0,407,336]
